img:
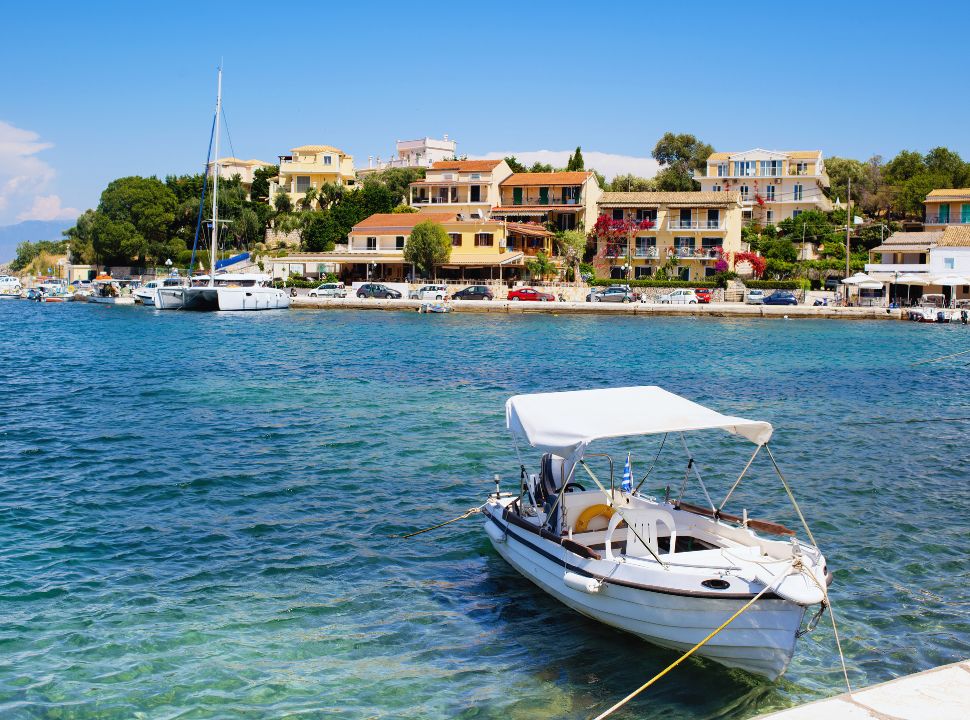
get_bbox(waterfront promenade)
[293,296,905,320]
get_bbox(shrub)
[744,279,801,290]
[590,278,716,288]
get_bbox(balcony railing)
[667,219,724,230]
[925,215,970,224]
[511,197,580,206]
[412,196,463,205]
[673,247,719,259]
[634,247,659,258]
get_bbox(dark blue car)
[762,291,798,306]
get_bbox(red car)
[507,287,555,302]
[694,288,713,304]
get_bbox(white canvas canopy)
[506,387,774,466]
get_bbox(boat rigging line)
[910,347,970,365]
[393,504,485,539]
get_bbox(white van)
[308,282,346,298]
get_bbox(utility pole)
[845,177,852,281]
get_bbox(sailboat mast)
[210,67,222,288]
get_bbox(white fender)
[752,565,825,606]
[484,521,506,544]
[563,571,600,594]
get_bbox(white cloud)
[476,149,661,180]
[0,120,68,224]
[16,194,79,222]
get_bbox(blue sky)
[1,0,968,226]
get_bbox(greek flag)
[621,453,632,493]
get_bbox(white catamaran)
[158,68,289,312]
[483,386,832,679]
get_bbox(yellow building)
[281,212,549,282]
[698,149,831,227]
[271,144,356,205]
[924,188,970,230]
[206,157,274,199]
[408,159,512,215]
[491,171,602,232]
[595,191,743,282]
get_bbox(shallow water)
[1,301,968,719]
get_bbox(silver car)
[308,282,346,298]
[587,286,636,303]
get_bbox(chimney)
[443,134,449,142]
[368,155,373,168]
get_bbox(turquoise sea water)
[1,301,969,720]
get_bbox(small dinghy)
[418,302,450,314]
[483,386,832,679]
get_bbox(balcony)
[280,160,342,175]
[634,247,659,258]
[925,215,970,225]
[667,219,724,231]
[864,263,930,273]
[673,247,719,260]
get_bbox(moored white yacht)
[483,386,832,679]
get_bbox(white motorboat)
[156,68,289,313]
[483,386,831,679]
[135,273,189,306]
[0,275,22,299]
[86,277,136,305]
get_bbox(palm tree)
[299,186,318,212]
[526,251,557,281]
[318,181,345,210]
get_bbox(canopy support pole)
[579,460,669,570]
[679,433,716,511]
[763,444,817,547]
[718,445,762,512]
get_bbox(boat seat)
[604,507,677,561]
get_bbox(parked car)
[587,285,636,303]
[412,284,448,300]
[452,285,493,301]
[658,288,698,304]
[507,287,555,302]
[763,290,799,306]
[308,282,346,298]
[824,277,844,291]
[745,289,765,304]
[357,283,402,299]
[694,288,713,304]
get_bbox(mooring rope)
[910,347,970,365]
[592,564,795,720]
[394,504,484,539]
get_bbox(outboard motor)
[539,453,566,531]
[962,310,968,325]
[936,310,947,323]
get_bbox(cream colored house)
[280,211,530,282]
[491,171,602,232]
[271,144,356,206]
[595,192,743,282]
[408,160,512,216]
[206,157,274,198]
[360,135,458,174]
[924,188,970,230]
[698,149,831,227]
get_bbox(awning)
[492,206,579,215]
[441,251,524,267]
[506,386,773,466]
[506,222,554,238]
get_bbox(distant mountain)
[0,220,75,262]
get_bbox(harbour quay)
[292,295,904,320]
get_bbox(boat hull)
[167,286,290,311]
[484,509,805,679]
[87,296,135,305]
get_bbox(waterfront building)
[205,157,274,199]
[924,188,970,230]
[408,160,512,216]
[270,145,357,205]
[490,171,603,232]
[360,135,457,175]
[270,211,551,283]
[697,149,831,228]
[594,191,743,281]
[865,227,970,303]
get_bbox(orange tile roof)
[351,212,455,231]
[292,144,345,155]
[938,226,970,247]
[506,222,554,238]
[926,188,970,200]
[431,160,502,171]
[501,172,593,187]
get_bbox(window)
[765,185,775,201]
[470,185,481,202]
[449,233,462,247]
[538,187,549,205]
[739,185,750,200]
[792,209,802,219]
[793,184,803,201]
[961,204,970,223]
[395,236,405,250]
[612,208,624,221]
[944,257,955,269]
[366,236,377,250]
[475,233,494,247]
[635,237,656,257]
[761,160,782,176]
[795,161,808,176]
[939,204,950,223]
[677,267,690,281]
[513,187,523,205]
[742,210,753,221]
[701,237,720,250]
[707,209,719,228]
[323,155,333,166]
[712,184,722,193]
[470,173,481,180]
[295,176,311,193]
[716,162,728,177]
[636,209,656,223]
[766,209,774,223]
[705,267,717,278]
[635,266,653,278]
[735,160,755,177]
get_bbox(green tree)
[555,229,587,284]
[924,147,970,187]
[505,156,526,173]
[298,186,318,212]
[366,167,425,205]
[91,214,144,265]
[566,146,585,171]
[403,220,451,276]
[229,207,263,248]
[97,176,177,265]
[884,150,925,184]
[526,251,557,280]
[607,174,657,192]
[529,161,555,173]
[63,209,97,264]
[300,211,338,252]
[826,157,870,205]
[652,132,713,191]
[250,165,278,203]
[392,204,418,213]
[274,191,293,213]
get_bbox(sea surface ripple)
[1,301,968,719]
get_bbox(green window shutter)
[962,204,970,223]
[539,187,549,205]
[939,204,950,223]
[513,187,522,205]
